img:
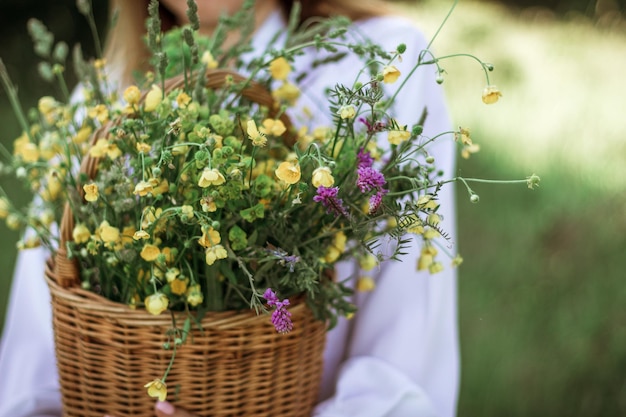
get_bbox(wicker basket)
[45,70,326,417]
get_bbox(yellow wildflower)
[89,138,122,159]
[461,143,480,159]
[83,183,99,202]
[72,126,92,145]
[205,244,228,265]
[123,85,141,105]
[246,120,267,147]
[144,379,167,401]
[198,227,221,248]
[99,221,120,245]
[140,244,161,262]
[269,57,291,81]
[198,168,226,188]
[311,166,335,188]
[272,82,300,104]
[451,254,464,267]
[5,214,21,231]
[200,196,217,212]
[357,277,376,292]
[417,253,433,271]
[38,96,57,116]
[416,194,439,211]
[181,205,194,220]
[88,104,109,123]
[201,51,218,68]
[338,105,356,120]
[136,142,151,153]
[144,293,169,316]
[429,262,444,274]
[176,92,191,108]
[186,284,204,306]
[323,231,347,264]
[0,197,9,219]
[456,127,472,145]
[165,267,181,282]
[423,228,440,240]
[482,85,502,104]
[382,65,401,84]
[144,84,163,112]
[275,161,301,185]
[388,127,411,146]
[170,278,188,295]
[259,118,286,137]
[42,171,62,202]
[133,230,150,240]
[133,180,154,197]
[72,223,91,244]
[359,254,378,271]
[150,178,169,196]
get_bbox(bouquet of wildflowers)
[0,0,539,404]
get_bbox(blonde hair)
[103,0,389,87]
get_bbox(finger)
[154,400,198,417]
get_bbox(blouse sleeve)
[313,16,459,417]
[0,248,62,417]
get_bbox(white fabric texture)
[0,9,459,417]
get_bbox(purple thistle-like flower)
[369,189,388,214]
[357,166,386,193]
[271,305,293,334]
[357,148,374,169]
[313,186,349,217]
[263,288,294,334]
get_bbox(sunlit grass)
[402,1,626,192]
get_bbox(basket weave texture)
[45,70,326,417]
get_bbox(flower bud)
[470,194,480,203]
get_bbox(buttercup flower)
[205,244,228,265]
[201,51,218,68]
[72,223,91,244]
[145,293,169,316]
[198,168,226,187]
[186,284,204,307]
[83,183,99,202]
[198,227,221,248]
[388,127,411,145]
[269,57,291,81]
[144,84,163,112]
[140,244,161,262]
[98,221,120,245]
[382,65,401,84]
[144,379,167,402]
[311,167,335,188]
[123,85,141,105]
[357,277,376,292]
[259,118,286,137]
[275,161,301,185]
[482,85,502,104]
[338,105,356,120]
[133,230,150,240]
[246,120,267,147]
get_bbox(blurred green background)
[1,0,625,416]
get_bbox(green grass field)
[1,1,625,415]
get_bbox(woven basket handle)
[54,69,295,287]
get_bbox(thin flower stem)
[0,59,33,142]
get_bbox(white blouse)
[0,9,459,417]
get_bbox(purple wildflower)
[263,288,294,334]
[357,148,374,169]
[357,166,386,193]
[358,117,386,134]
[313,186,349,217]
[369,189,388,214]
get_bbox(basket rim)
[44,257,311,330]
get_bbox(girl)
[0,1,459,416]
